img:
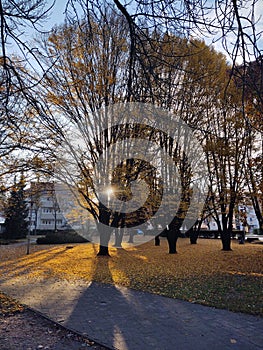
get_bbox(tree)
[110,0,262,102]
[28,1,261,255]
[4,174,29,239]
[241,58,263,233]
[0,4,59,192]
[35,9,209,255]
[143,36,249,251]
[37,8,130,255]
[0,1,59,190]
[0,0,54,109]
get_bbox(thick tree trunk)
[97,221,112,256]
[97,245,110,256]
[166,229,179,254]
[114,228,124,247]
[221,230,232,251]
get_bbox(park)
[0,0,263,349]
[0,236,262,349]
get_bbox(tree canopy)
[0,0,262,252]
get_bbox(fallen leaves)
[0,308,105,349]
[0,238,262,315]
[0,292,24,316]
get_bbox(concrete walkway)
[0,276,262,350]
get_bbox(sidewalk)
[0,276,262,350]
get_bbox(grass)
[0,238,262,316]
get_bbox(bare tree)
[0,1,59,189]
[0,0,55,107]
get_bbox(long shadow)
[62,248,251,350]
[1,245,263,350]
[0,246,72,281]
[0,244,97,316]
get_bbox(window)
[42,208,53,213]
[41,220,53,225]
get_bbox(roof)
[28,182,55,196]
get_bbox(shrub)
[36,230,89,244]
[34,229,56,236]
[253,228,262,235]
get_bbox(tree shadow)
[0,246,70,280]
[1,244,262,349]
[62,248,185,349]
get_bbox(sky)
[41,0,263,63]
[11,0,263,66]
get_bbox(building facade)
[28,182,67,232]
[203,205,260,233]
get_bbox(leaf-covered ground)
[0,292,24,316]
[0,238,262,316]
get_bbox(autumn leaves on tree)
[0,0,262,253]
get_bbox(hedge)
[36,230,89,244]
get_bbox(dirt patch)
[0,296,108,350]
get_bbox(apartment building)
[203,205,260,233]
[28,182,67,232]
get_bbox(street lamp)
[27,199,34,255]
[106,187,113,207]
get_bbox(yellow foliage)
[0,239,262,315]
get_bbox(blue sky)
[43,0,263,63]
[44,0,68,29]
[8,0,261,65]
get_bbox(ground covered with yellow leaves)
[0,238,262,316]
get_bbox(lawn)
[0,238,262,316]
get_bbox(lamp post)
[106,187,113,207]
[239,206,247,244]
[27,199,33,255]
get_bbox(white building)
[27,182,67,232]
[0,214,5,234]
[236,205,259,232]
[204,205,259,233]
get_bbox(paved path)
[0,276,262,350]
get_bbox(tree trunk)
[166,229,179,254]
[114,228,124,247]
[97,245,110,256]
[247,161,263,235]
[252,196,263,234]
[97,221,112,256]
[221,213,232,251]
[189,227,198,244]
[221,230,232,251]
[189,221,201,244]
[127,230,135,243]
[228,196,235,239]
[155,234,160,246]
